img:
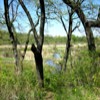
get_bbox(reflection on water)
[46,59,61,71]
[53,53,61,59]
[45,52,62,72]
[46,59,55,67]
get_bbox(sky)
[0,0,100,37]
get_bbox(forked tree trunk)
[19,0,45,88]
[62,0,96,52]
[76,8,96,52]
[61,9,73,71]
[4,0,22,74]
[31,44,44,87]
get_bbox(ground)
[0,43,100,100]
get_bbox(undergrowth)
[0,50,100,100]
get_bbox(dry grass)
[0,44,87,61]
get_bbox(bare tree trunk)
[75,9,96,52]
[4,0,22,74]
[62,0,96,52]
[85,25,96,52]
[31,44,44,87]
[63,33,72,71]
[63,10,73,71]
[19,0,45,87]
[14,45,19,72]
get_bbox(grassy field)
[0,42,100,100]
[0,29,100,100]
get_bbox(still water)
[45,53,62,72]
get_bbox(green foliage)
[0,61,37,100]
[0,38,100,99]
[0,52,100,100]
[17,33,35,44]
[71,35,86,43]
[67,50,100,86]
[0,30,95,45]
[0,48,13,58]
[44,35,67,44]
[43,49,100,99]
[0,30,11,45]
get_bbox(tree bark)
[63,34,72,71]
[62,9,73,71]
[75,8,96,52]
[4,0,22,74]
[62,0,96,52]
[19,0,45,87]
[31,44,44,87]
[84,24,96,52]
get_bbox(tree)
[62,0,100,52]
[4,0,32,74]
[0,8,3,25]
[4,0,45,87]
[4,0,22,74]
[61,8,79,70]
[18,0,45,87]
[0,7,6,29]
[44,0,79,70]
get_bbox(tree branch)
[18,0,39,45]
[22,28,32,61]
[72,22,80,32]
[60,16,67,34]
[87,20,100,27]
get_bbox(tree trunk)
[85,24,96,52]
[19,0,45,87]
[75,8,96,52]
[4,0,22,74]
[63,35,71,71]
[14,46,23,74]
[62,9,73,71]
[31,44,44,87]
[62,0,96,52]
[14,45,19,72]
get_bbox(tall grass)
[0,39,100,100]
[0,49,100,100]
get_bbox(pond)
[45,52,62,72]
[53,53,61,59]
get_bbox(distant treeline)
[0,30,99,45]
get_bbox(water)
[46,59,56,67]
[45,52,61,72]
[53,53,61,59]
[46,59,61,71]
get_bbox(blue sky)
[0,0,100,37]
